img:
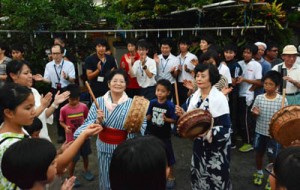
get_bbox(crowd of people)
[0,35,300,190]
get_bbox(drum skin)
[177,109,212,139]
[123,96,150,133]
[269,105,300,147]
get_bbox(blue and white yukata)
[74,91,146,190]
[186,86,232,190]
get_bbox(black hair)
[242,44,258,55]
[6,60,30,82]
[66,84,81,98]
[0,83,32,124]
[199,50,220,67]
[178,37,191,45]
[1,138,57,189]
[223,44,237,54]
[266,42,279,51]
[94,38,108,48]
[194,63,220,86]
[0,41,9,53]
[110,136,167,190]
[11,44,25,53]
[200,34,215,45]
[126,39,137,46]
[156,79,172,92]
[23,117,43,136]
[107,68,129,85]
[51,44,64,54]
[273,146,300,190]
[136,39,149,50]
[262,70,282,86]
[160,38,172,48]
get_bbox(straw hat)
[282,45,299,55]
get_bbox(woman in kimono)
[176,64,232,190]
[74,69,146,190]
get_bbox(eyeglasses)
[51,52,61,55]
[265,163,276,179]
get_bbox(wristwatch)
[143,65,147,70]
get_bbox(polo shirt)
[156,53,179,84]
[177,52,197,82]
[44,59,75,89]
[132,56,157,88]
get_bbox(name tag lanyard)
[161,58,169,73]
[99,58,107,75]
[54,60,64,83]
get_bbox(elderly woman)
[74,69,146,190]
[6,60,69,141]
[176,64,232,190]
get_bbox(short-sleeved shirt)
[218,63,232,84]
[177,52,198,82]
[85,54,118,97]
[272,62,300,94]
[255,57,272,96]
[44,59,75,89]
[225,59,243,94]
[238,59,262,97]
[252,94,287,136]
[120,53,140,89]
[60,103,88,142]
[156,54,179,84]
[0,132,27,190]
[146,99,177,139]
[132,56,157,88]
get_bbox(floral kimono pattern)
[187,87,232,190]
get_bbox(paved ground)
[49,126,270,190]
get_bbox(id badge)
[97,76,104,82]
[55,82,62,90]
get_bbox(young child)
[251,70,288,190]
[23,117,43,138]
[59,84,94,186]
[1,138,76,190]
[146,79,177,189]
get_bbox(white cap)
[255,42,267,50]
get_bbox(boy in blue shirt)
[146,79,177,189]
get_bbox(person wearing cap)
[254,42,271,96]
[272,45,300,105]
[85,38,118,98]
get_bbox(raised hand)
[33,74,44,81]
[54,91,70,105]
[40,92,52,108]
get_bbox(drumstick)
[281,69,287,108]
[85,81,100,109]
[174,81,180,106]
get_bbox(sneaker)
[166,177,175,189]
[74,178,81,188]
[82,171,94,181]
[265,178,271,190]
[253,172,263,185]
[239,143,253,152]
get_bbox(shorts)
[253,133,281,160]
[73,139,92,162]
[161,138,176,166]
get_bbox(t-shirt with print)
[0,132,27,190]
[60,103,89,142]
[146,99,177,139]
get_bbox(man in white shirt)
[177,38,197,105]
[272,45,300,105]
[237,44,262,153]
[155,38,179,100]
[128,40,157,100]
[35,44,75,143]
